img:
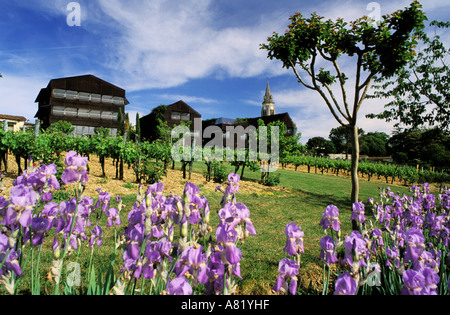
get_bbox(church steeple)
[262,80,275,116]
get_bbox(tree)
[367,21,450,131]
[117,107,124,137]
[261,2,426,224]
[389,128,450,169]
[306,137,335,156]
[329,125,364,158]
[142,105,168,142]
[46,120,75,135]
[135,112,141,143]
[360,131,389,157]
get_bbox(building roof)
[246,112,295,128]
[166,100,202,118]
[35,74,129,104]
[0,114,27,122]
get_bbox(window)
[113,97,124,105]
[53,89,66,99]
[110,128,118,137]
[79,92,90,102]
[65,107,77,117]
[78,109,90,118]
[86,126,95,135]
[91,94,101,103]
[90,110,101,119]
[65,90,78,100]
[181,112,191,121]
[102,95,113,104]
[74,125,83,136]
[112,112,118,121]
[171,111,181,120]
[53,106,65,116]
[101,111,113,120]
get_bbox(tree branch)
[288,59,315,90]
[321,81,351,123]
[332,59,351,119]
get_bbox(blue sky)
[0,0,449,144]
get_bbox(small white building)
[0,114,29,132]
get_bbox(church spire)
[262,80,275,116]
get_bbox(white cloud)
[78,0,286,90]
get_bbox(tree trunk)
[350,123,360,231]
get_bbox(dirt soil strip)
[0,153,285,199]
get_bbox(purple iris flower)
[142,242,163,280]
[61,151,88,184]
[55,198,77,234]
[423,194,436,210]
[205,246,226,295]
[151,224,165,239]
[319,205,340,231]
[29,216,50,246]
[175,245,208,285]
[0,233,9,253]
[370,229,384,254]
[216,223,242,265]
[401,268,439,295]
[106,208,121,227]
[188,207,202,225]
[125,223,145,260]
[402,270,425,295]
[228,173,240,184]
[52,237,60,258]
[0,232,22,277]
[284,222,304,256]
[3,184,37,227]
[40,164,60,190]
[168,276,192,295]
[319,236,338,265]
[97,191,111,212]
[218,203,236,224]
[273,258,299,295]
[234,202,257,236]
[152,237,173,262]
[0,249,22,277]
[89,225,103,247]
[183,182,200,197]
[149,182,164,196]
[350,201,365,223]
[334,272,357,295]
[0,196,8,216]
[342,231,368,268]
[385,245,400,269]
[218,174,240,207]
[404,228,426,263]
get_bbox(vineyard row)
[0,129,449,185]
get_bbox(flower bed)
[274,185,450,295]
[0,151,256,295]
[0,151,448,295]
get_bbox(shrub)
[261,173,281,187]
[139,159,167,184]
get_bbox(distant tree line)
[305,125,449,170]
